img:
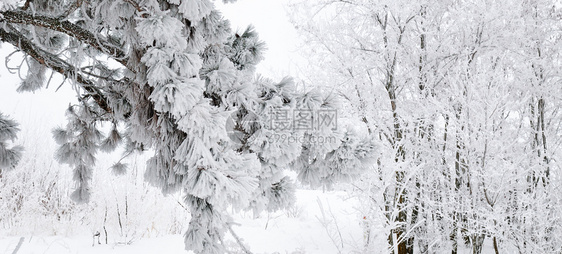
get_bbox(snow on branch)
[0,9,128,66]
[0,25,117,113]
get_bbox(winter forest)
[0,0,561,253]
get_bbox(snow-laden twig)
[227,224,253,254]
[316,197,344,253]
[11,237,24,254]
[175,200,253,253]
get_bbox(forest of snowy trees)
[0,0,561,253]
[288,0,562,253]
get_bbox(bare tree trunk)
[471,234,485,254]
[389,85,413,254]
[414,7,430,253]
[452,104,468,254]
[493,236,500,254]
[451,215,458,254]
[103,206,108,244]
[379,16,414,254]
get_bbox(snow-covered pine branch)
[0,113,22,172]
[0,0,377,252]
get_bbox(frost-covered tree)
[0,0,375,252]
[0,113,23,175]
[289,0,562,253]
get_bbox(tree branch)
[122,0,143,13]
[227,224,253,254]
[22,0,32,11]
[58,0,83,19]
[0,10,128,66]
[0,25,112,113]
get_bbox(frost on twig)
[315,197,344,253]
[11,237,24,254]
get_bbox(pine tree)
[0,113,23,176]
[0,0,376,252]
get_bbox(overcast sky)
[218,0,300,80]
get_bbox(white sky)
[0,49,74,129]
[0,1,299,134]
[217,0,300,80]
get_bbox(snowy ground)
[0,189,366,254]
